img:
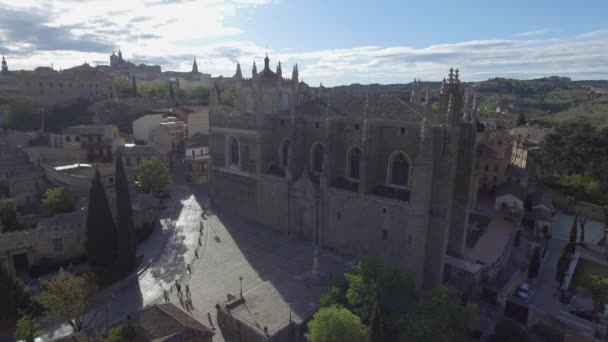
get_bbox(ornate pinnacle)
[448,67,454,83]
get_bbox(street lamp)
[239,276,243,298]
[289,300,292,322]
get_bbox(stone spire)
[448,67,454,84]
[455,68,460,84]
[1,54,7,73]
[471,94,478,124]
[421,88,432,141]
[462,92,470,122]
[440,77,447,94]
[264,53,270,70]
[192,58,198,73]
[235,62,242,80]
[292,64,299,83]
[276,61,282,78]
[252,61,257,77]
[118,49,123,62]
[445,93,454,124]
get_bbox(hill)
[327,77,608,127]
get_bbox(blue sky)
[1,0,607,85]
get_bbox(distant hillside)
[327,77,608,127]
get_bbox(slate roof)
[495,182,527,201]
[128,304,214,341]
[63,125,106,135]
[287,95,425,121]
[132,194,162,211]
[37,210,84,230]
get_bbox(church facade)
[208,55,478,288]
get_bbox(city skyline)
[0,0,607,85]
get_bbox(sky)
[0,0,607,86]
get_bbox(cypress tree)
[85,170,117,271]
[131,75,137,97]
[0,257,33,319]
[115,156,136,273]
[569,214,578,245]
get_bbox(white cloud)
[0,1,607,86]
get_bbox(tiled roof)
[476,144,499,159]
[187,133,209,148]
[117,145,161,158]
[37,210,84,230]
[128,304,214,341]
[132,194,161,211]
[63,125,106,135]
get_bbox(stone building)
[185,133,209,184]
[0,57,114,105]
[61,125,123,163]
[116,144,162,179]
[209,57,478,288]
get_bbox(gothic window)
[312,143,324,173]
[348,147,362,180]
[229,137,239,165]
[280,140,290,168]
[382,229,388,241]
[389,152,410,187]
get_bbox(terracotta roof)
[187,133,209,148]
[63,125,106,136]
[117,145,161,158]
[476,144,499,159]
[128,304,214,341]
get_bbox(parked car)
[560,289,574,304]
[516,282,534,300]
[570,309,601,323]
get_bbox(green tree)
[137,158,170,194]
[34,274,98,333]
[15,313,40,342]
[86,170,117,273]
[102,325,135,342]
[185,86,209,104]
[528,246,541,280]
[0,176,9,197]
[0,196,18,232]
[556,251,572,286]
[590,275,608,311]
[517,112,526,126]
[490,319,531,342]
[405,286,476,342]
[42,187,73,215]
[306,305,367,342]
[0,257,33,319]
[115,156,137,274]
[569,214,578,245]
[320,260,416,341]
[220,88,235,107]
[5,101,41,131]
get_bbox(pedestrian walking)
[176,280,182,296]
[195,250,199,259]
[187,264,191,274]
[163,289,169,303]
[186,284,190,298]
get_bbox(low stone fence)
[548,189,607,223]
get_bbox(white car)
[516,282,534,300]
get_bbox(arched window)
[229,137,239,165]
[280,139,290,167]
[389,152,410,187]
[348,147,362,180]
[312,143,324,172]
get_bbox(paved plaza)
[42,175,351,341]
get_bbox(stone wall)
[0,211,86,270]
[550,189,607,222]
